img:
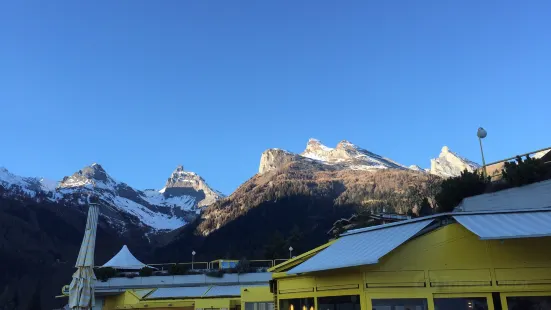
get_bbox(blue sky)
[1,1,550,195]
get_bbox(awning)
[453,211,551,240]
[288,219,434,274]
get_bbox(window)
[507,296,551,310]
[318,295,361,310]
[434,297,489,310]
[245,302,275,310]
[280,298,315,310]
[372,298,428,310]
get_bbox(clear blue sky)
[1,1,550,195]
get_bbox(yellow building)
[269,186,551,310]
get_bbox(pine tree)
[418,197,432,217]
[435,170,488,213]
[264,231,287,259]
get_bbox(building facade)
[269,210,551,310]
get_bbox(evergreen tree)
[502,156,551,187]
[285,225,304,254]
[418,197,432,217]
[264,231,287,259]
[435,170,488,213]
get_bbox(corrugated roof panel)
[454,211,551,240]
[288,219,434,274]
[203,285,257,297]
[457,179,551,212]
[145,286,210,299]
[203,285,241,297]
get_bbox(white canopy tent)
[102,245,150,270]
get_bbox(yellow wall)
[196,297,236,309]
[104,290,141,309]
[274,223,551,310]
[240,286,274,310]
[102,290,195,310]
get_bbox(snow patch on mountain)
[142,189,196,210]
[0,167,37,197]
[0,167,27,188]
[430,146,480,177]
[301,139,407,170]
[112,196,186,230]
[39,178,57,192]
[409,165,427,173]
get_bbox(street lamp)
[288,246,293,258]
[477,127,488,177]
[192,251,196,270]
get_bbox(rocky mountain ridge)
[1,139,477,234]
[0,164,223,232]
[259,138,479,177]
[429,146,480,177]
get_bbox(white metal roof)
[146,286,209,299]
[457,179,551,212]
[453,211,551,240]
[203,285,241,297]
[144,285,267,299]
[288,219,434,274]
[95,272,272,289]
[101,245,147,270]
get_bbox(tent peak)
[102,245,147,270]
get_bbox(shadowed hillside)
[156,163,439,261]
[0,194,149,310]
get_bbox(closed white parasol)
[69,195,100,309]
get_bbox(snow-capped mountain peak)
[430,146,480,177]
[0,167,55,196]
[162,165,224,207]
[259,139,480,178]
[0,167,25,187]
[336,139,355,149]
[305,138,334,153]
[301,138,406,170]
[59,163,117,190]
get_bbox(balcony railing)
[478,147,551,182]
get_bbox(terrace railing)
[478,147,551,182]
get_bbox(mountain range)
[0,164,223,232]
[0,139,478,233]
[158,139,479,263]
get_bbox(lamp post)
[288,246,293,259]
[477,127,488,177]
[192,251,196,270]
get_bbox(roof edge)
[268,241,335,273]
